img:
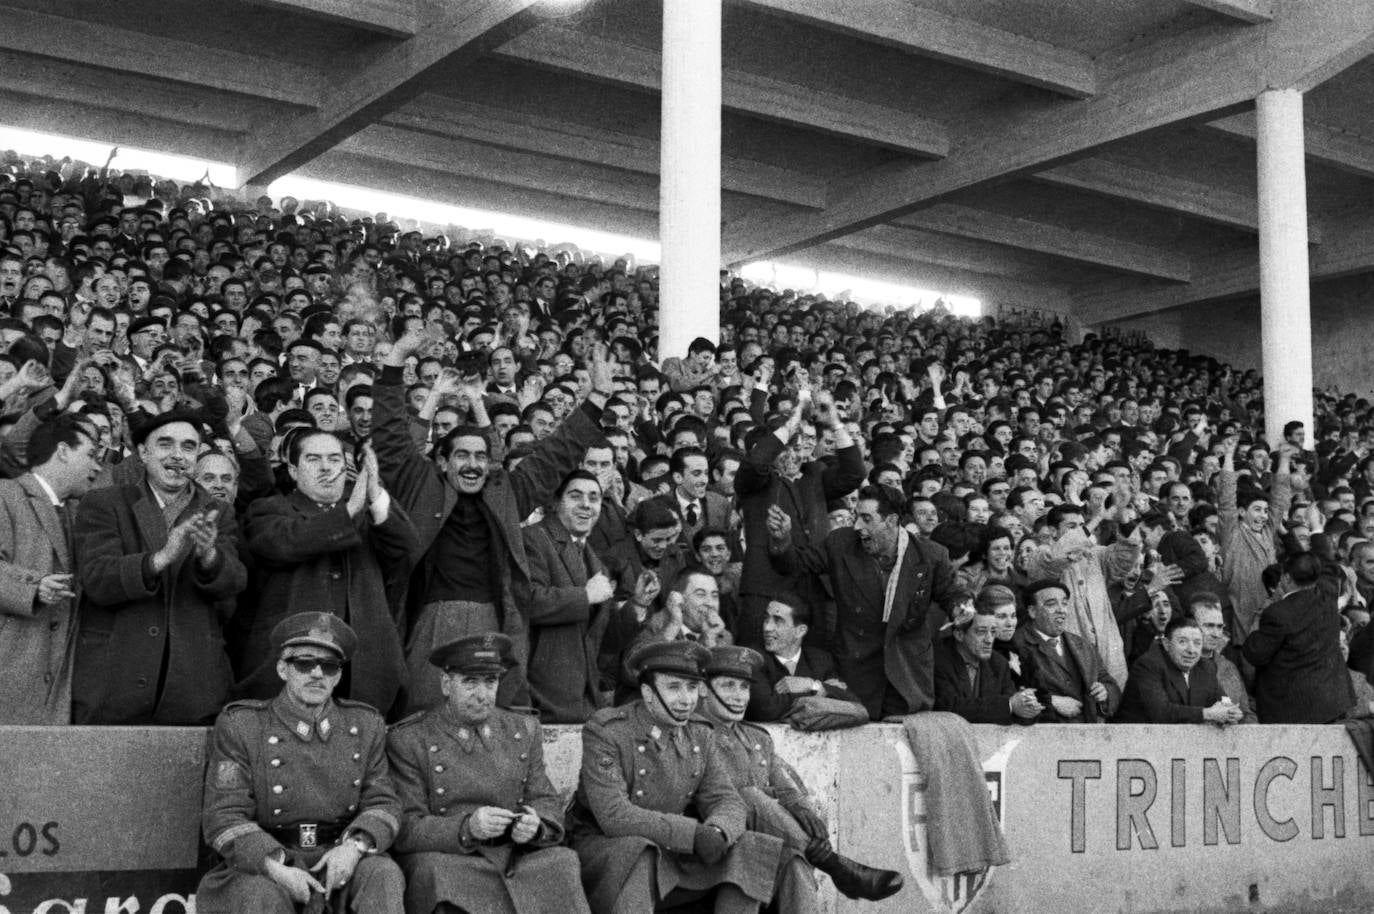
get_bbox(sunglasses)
[286,658,344,676]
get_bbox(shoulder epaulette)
[334,698,385,717]
[219,699,269,714]
[387,710,427,731]
[588,706,630,726]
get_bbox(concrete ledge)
[1,723,1372,912]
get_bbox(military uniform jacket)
[201,695,401,874]
[568,701,775,911]
[703,716,810,810]
[387,705,565,855]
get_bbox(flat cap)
[271,611,357,661]
[704,646,764,682]
[628,640,709,681]
[130,408,204,447]
[127,315,166,338]
[429,632,515,674]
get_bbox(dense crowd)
[0,151,1370,909]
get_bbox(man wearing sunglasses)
[198,612,404,914]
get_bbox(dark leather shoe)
[805,838,905,901]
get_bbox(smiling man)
[74,410,247,724]
[1116,617,1241,725]
[520,469,613,723]
[374,329,614,714]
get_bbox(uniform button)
[273,809,282,816]
[638,769,646,775]
[349,726,358,735]
[436,788,445,795]
[513,731,522,740]
[692,746,699,753]
[519,753,527,761]
[329,572,342,580]
[435,765,444,773]
[635,790,643,797]
[348,804,357,812]
[270,759,281,767]
[429,745,438,753]
[148,626,159,636]
[269,736,280,745]
[353,753,361,761]
[136,677,148,687]
[272,785,283,794]
[636,745,645,753]
[439,807,448,814]
[353,779,361,787]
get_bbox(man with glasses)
[197,612,404,914]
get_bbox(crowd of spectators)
[0,148,1371,739]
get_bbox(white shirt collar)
[30,472,60,507]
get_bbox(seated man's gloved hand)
[784,802,828,841]
[693,824,729,865]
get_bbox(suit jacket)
[645,490,732,547]
[1011,626,1121,723]
[932,637,1022,725]
[1115,642,1224,723]
[772,528,957,719]
[238,489,421,715]
[0,474,77,724]
[520,514,611,723]
[746,646,852,722]
[1242,570,1354,724]
[73,481,247,725]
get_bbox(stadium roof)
[5,0,1374,322]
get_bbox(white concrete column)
[1256,88,1314,446]
[658,0,722,365]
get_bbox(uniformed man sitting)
[386,632,591,914]
[698,646,905,907]
[197,612,404,914]
[567,640,782,914]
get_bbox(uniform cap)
[271,612,357,661]
[429,632,515,674]
[627,640,710,681]
[704,646,764,683]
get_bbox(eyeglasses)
[286,658,344,676]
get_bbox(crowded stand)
[0,149,1368,909]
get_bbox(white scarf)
[882,527,912,623]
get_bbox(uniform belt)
[266,822,347,849]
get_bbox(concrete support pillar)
[1256,88,1313,446]
[658,0,722,364]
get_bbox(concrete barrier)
[2,723,1373,912]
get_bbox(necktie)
[1048,636,1062,656]
[686,502,699,527]
[56,501,74,566]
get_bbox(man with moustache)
[374,329,614,713]
[197,613,404,914]
[239,437,419,715]
[73,410,247,724]
[520,469,616,723]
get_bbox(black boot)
[805,838,905,901]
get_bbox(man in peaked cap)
[567,640,783,914]
[197,612,404,913]
[698,646,904,906]
[386,633,590,914]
